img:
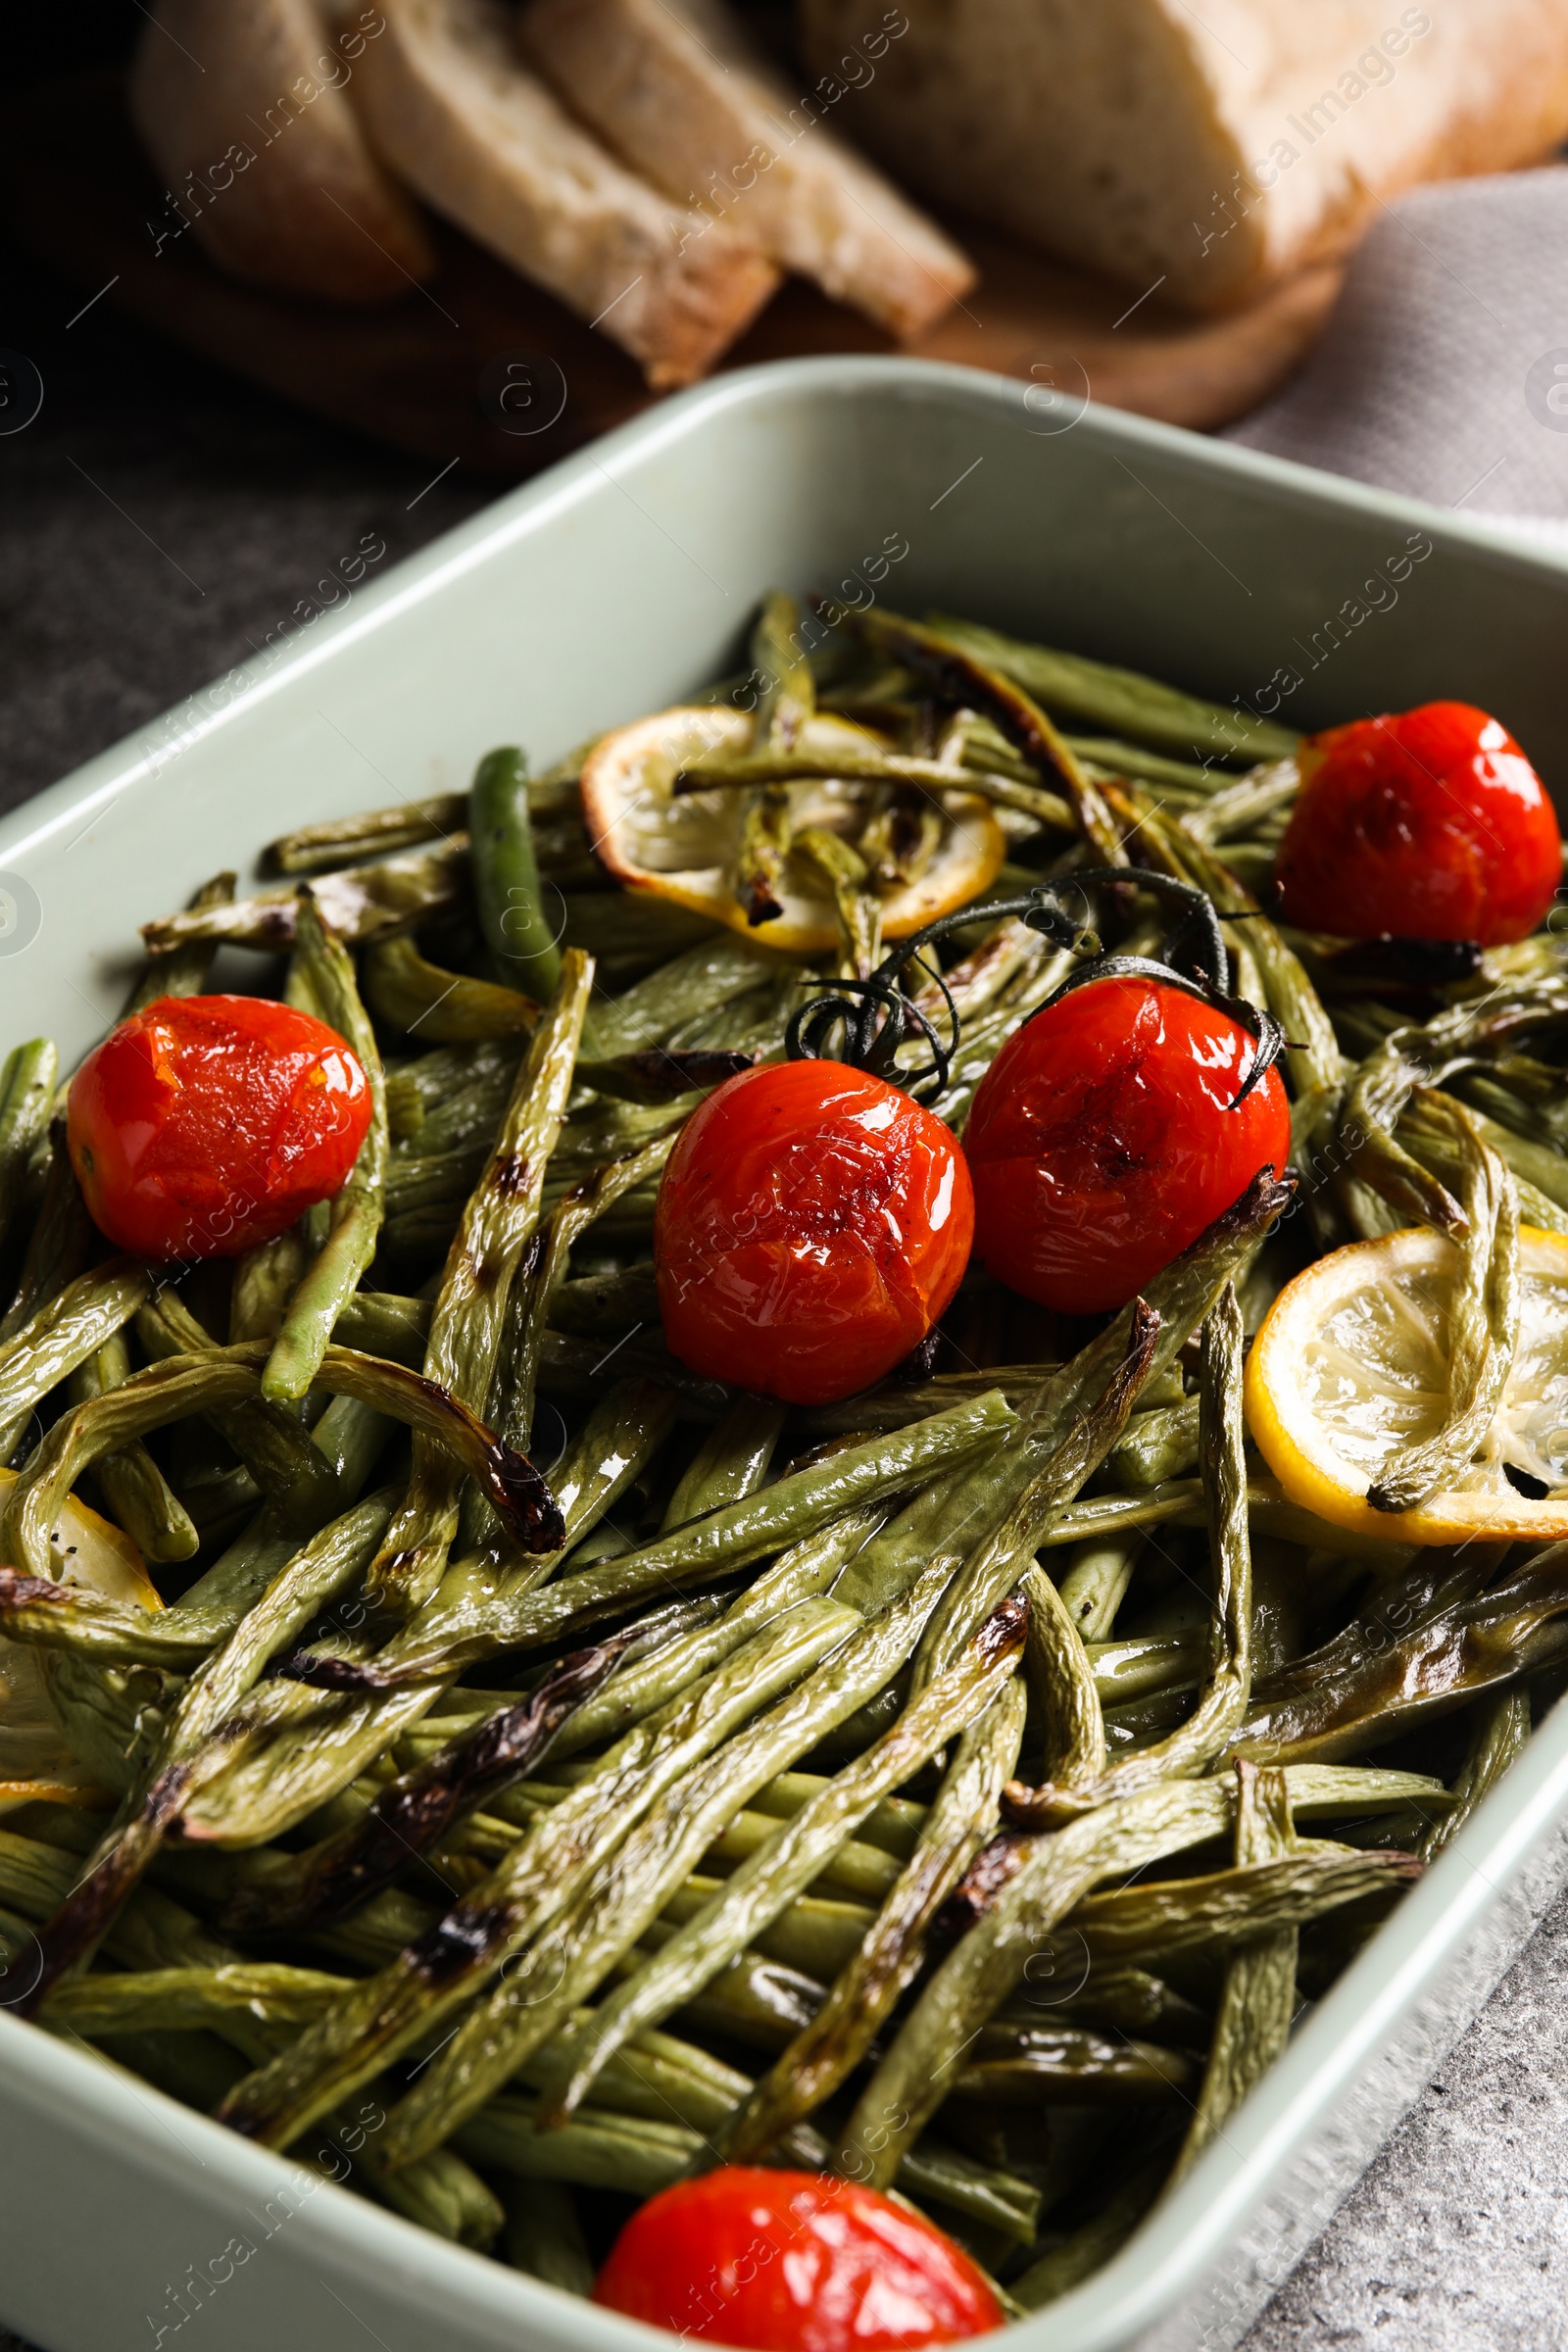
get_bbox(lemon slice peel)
[1246,1225,1568,1545]
[582,706,1005,957]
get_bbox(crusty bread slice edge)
[129,0,436,303]
[349,0,781,385]
[520,0,974,338]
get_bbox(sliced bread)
[128,0,436,302]
[520,0,975,338]
[348,0,782,384]
[796,0,1568,310]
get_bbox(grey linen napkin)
[1225,166,1568,546]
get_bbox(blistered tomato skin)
[592,2169,1004,2352]
[654,1061,973,1406]
[67,995,372,1261]
[1273,702,1561,946]
[965,976,1291,1316]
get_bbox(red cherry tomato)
[67,994,372,1261]
[654,1061,973,1406]
[964,976,1290,1316]
[1273,701,1561,946]
[592,2169,1004,2352]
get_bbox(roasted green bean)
[0,1341,553,1597]
[372,1563,958,2170]
[471,746,564,1001]
[835,1762,1423,2190]
[678,747,1075,838]
[1040,1838,1424,1970]
[268,795,466,875]
[219,1630,641,1936]
[0,1263,152,1456]
[483,1130,677,1484]
[122,869,238,1010]
[366,954,588,1612]
[362,934,539,1043]
[1,1123,93,1350]
[1366,1098,1517,1513]
[262,894,390,1399]
[1011,2153,1171,2311]
[723,1679,1026,2161]
[139,839,467,956]
[211,1597,865,2148]
[0,1040,56,1259]
[3,583,1545,2309]
[354,1390,1012,1686]
[1167,1760,1298,2185]
[135,1291,343,1534]
[925,614,1298,763]
[501,2178,594,2294]
[1419,1687,1531,1860]
[1236,1544,1568,1764]
[534,1592,1027,2126]
[1005,1284,1251,1823]
[70,1332,199,1566]
[1056,1531,1144,1639]
[839,610,1124,864]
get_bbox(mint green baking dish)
[3,356,1568,2352]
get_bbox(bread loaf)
[520,0,975,338]
[129,0,436,302]
[796,0,1568,310]
[349,0,782,385]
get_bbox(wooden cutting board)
[3,73,1345,479]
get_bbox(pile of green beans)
[4,593,1567,2322]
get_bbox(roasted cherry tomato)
[965,976,1290,1315]
[655,1060,973,1406]
[592,2168,1004,2351]
[67,994,371,1261]
[1273,701,1561,945]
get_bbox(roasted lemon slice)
[1246,1226,1568,1544]
[0,1469,162,1809]
[581,706,1005,956]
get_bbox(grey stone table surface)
[4,239,1568,2352]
